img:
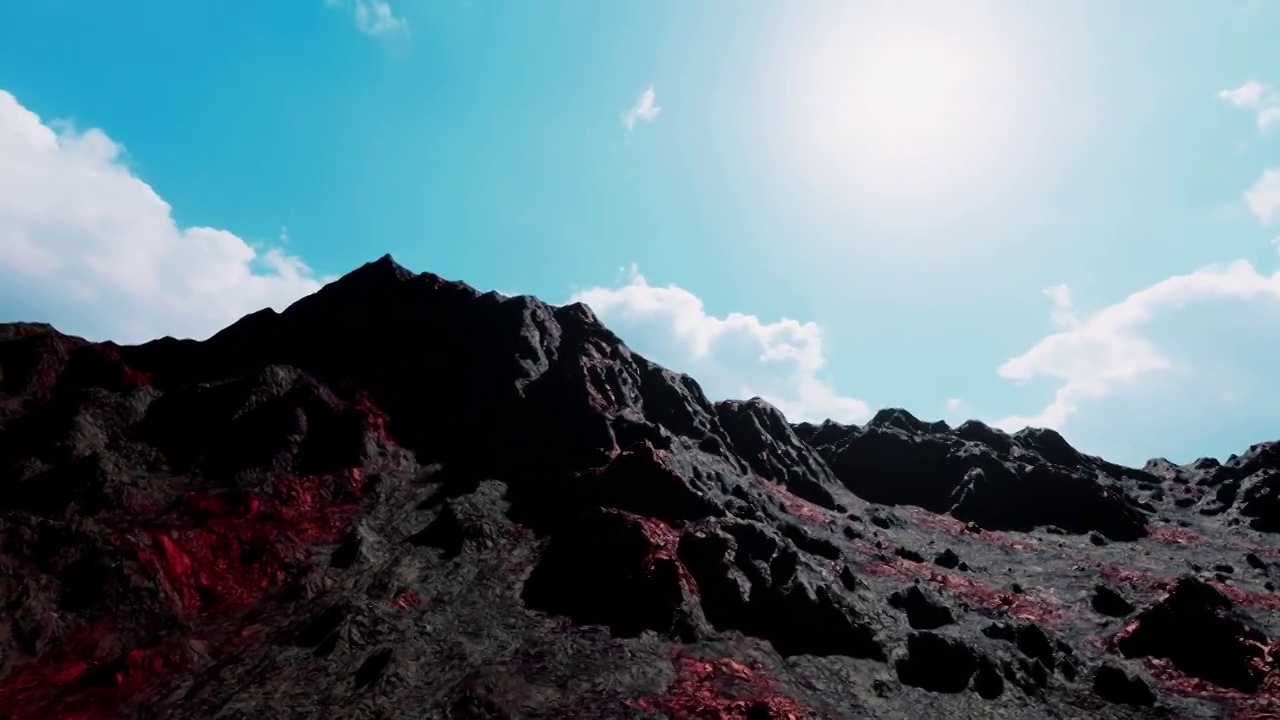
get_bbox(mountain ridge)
[0,254,1277,719]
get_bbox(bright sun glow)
[846,31,984,155]
[780,7,1036,218]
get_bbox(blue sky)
[2,0,1279,466]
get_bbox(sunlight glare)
[780,8,1035,218]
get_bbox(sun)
[779,9,1032,215]
[846,30,983,155]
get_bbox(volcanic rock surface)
[1,255,1278,719]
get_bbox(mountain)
[0,255,1277,719]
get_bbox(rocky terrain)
[0,255,1277,719]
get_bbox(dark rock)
[893,546,925,564]
[895,632,978,694]
[1091,584,1136,617]
[804,414,1149,540]
[973,655,1005,699]
[677,522,886,660]
[779,521,841,560]
[1093,663,1156,706]
[887,585,954,630]
[354,648,394,688]
[521,507,701,640]
[715,397,842,510]
[933,548,961,569]
[1116,576,1272,692]
[407,480,508,558]
[3,257,1280,720]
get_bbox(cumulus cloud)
[996,260,1280,432]
[570,266,868,424]
[999,85,1280,439]
[1246,167,1280,224]
[0,89,330,343]
[325,0,408,37]
[621,85,661,131]
[1219,79,1280,130]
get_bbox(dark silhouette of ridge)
[0,255,1277,719]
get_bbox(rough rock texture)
[0,255,1278,719]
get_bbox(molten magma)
[0,622,194,720]
[0,468,367,720]
[856,559,1063,626]
[628,654,809,719]
[1139,655,1280,720]
[138,469,365,613]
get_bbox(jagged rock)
[933,548,961,569]
[983,621,1060,673]
[3,256,1280,720]
[407,480,509,558]
[676,521,886,659]
[895,631,978,694]
[1092,584,1136,617]
[1116,576,1273,692]
[715,397,842,510]
[803,413,1149,539]
[893,546,926,564]
[888,585,955,630]
[521,507,701,640]
[778,521,841,560]
[1093,663,1156,707]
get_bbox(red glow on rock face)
[390,589,423,610]
[765,483,829,524]
[904,507,1036,551]
[88,345,152,391]
[1104,582,1280,718]
[627,654,808,719]
[930,570,1063,625]
[1147,523,1201,546]
[1138,655,1280,720]
[854,559,1063,625]
[0,622,192,720]
[350,389,392,441]
[622,511,698,592]
[139,470,364,613]
[1245,543,1280,562]
[579,356,620,413]
[1208,580,1280,612]
[0,467,368,720]
[1096,565,1158,586]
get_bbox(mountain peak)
[1,257,1278,719]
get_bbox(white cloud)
[1219,80,1280,130]
[0,89,330,343]
[1219,80,1272,108]
[1260,107,1280,131]
[570,266,869,424]
[1044,284,1072,309]
[945,397,965,414]
[999,87,1280,450]
[1246,167,1280,224]
[621,85,661,131]
[996,260,1280,432]
[325,0,408,37]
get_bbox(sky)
[2,0,1280,467]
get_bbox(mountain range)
[0,255,1277,719]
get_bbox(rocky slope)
[0,255,1277,720]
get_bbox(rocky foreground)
[0,255,1278,720]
